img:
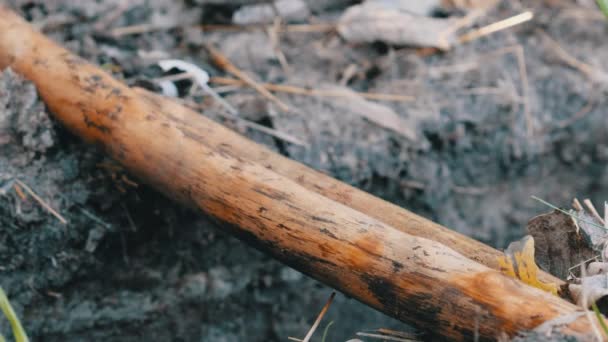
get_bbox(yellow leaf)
[497,235,558,295]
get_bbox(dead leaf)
[337,1,457,49]
[497,235,558,295]
[527,210,597,279]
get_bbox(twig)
[400,180,426,190]
[552,99,595,131]
[573,198,584,211]
[572,215,581,235]
[178,97,307,146]
[236,117,307,146]
[205,44,291,112]
[439,9,485,47]
[568,256,600,280]
[302,292,336,342]
[584,199,605,226]
[122,203,138,232]
[460,86,523,102]
[14,179,67,224]
[376,328,420,339]
[537,29,607,83]
[458,11,534,44]
[209,76,414,102]
[452,184,489,195]
[121,174,138,188]
[111,22,335,37]
[94,2,132,32]
[198,23,335,33]
[513,45,532,137]
[356,332,418,342]
[12,184,26,201]
[110,23,172,37]
[158,73,412,103]
[152,72,306,146]
[267,17,291,75]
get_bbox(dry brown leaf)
[337,2,456,49]
[498,235,558,295]
[528,210,597,279]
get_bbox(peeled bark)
[0,6,595,341]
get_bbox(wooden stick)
[0,6,596,340]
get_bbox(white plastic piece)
[158,59,210,87]
[157,59,238,115]
[158,81,178,97]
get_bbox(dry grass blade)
[513,45,532,137]
[458,11,534,44]
[12,183,26,201]
[177,97,307,146]
[152,74,307,146]
[376,328,421,340]
[236,119,307,146]
[197,23,335,33]
[573,198,584,212]
[14,179,67,224]
[356,331,419,342]
[302,292,335,342]
[537,29,608,83]
[94,2,131,31]
[110,23,170,37]
[205,44,290,112]
[111,22,335,37]
[209,76,414,102]
[267,17,291,75]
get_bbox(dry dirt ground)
[1,0,608,341]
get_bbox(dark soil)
[1,0,607,341]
